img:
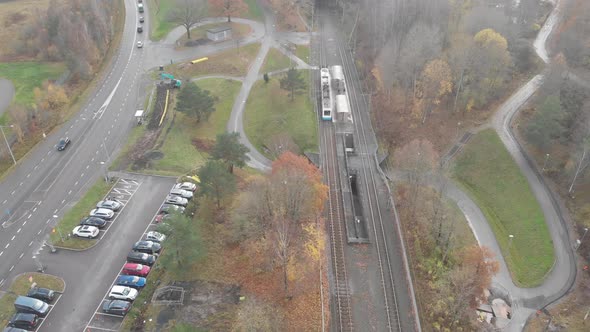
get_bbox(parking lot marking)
[86,325,120,331]
[36,293,63,332]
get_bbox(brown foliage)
[454,245,500,308]
[208,0,247,22]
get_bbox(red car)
[154,213,170,224]
[122,263,150,277]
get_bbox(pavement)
[0,78,14,117]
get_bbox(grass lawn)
[260,48,292,74]
[167,42,260,78]
[175,22,251,48]
[50,179,112,249]
[243,70,317,158]
[0,62,65,106]
[452,129,554,287]
[150,78,241,175]
[0,272,65,326]
[243,0,263,21]
[148,0,178,41]
[295,44,310,64]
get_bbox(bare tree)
[167,0,207,40]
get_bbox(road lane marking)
[11,235,15,240]
[29,241,33,246]
[17,228,21,233]
[75,181,79,186]
[80,173,84,177]
[86,165,90,169]
[46,219,50,224]
[19,182,22,186]
[0,252,3,256]
[19,253,24,259]
[9,265,14,271]
[5,243,9,248]
[22,221,26,226]
[68,190,72,195]
[54,209,58,214]
[61,199,65,204]
[2,199,6,204]
[11,190,15,195]
[27,214,32,219]
[27,174,30,178]
[32,207,37,212]
[37,230,41,235]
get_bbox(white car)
[137,40,143,48]
[145,231,166,243]
[169,188,193,199]
[89,208,114,220]
[165,195,188,207]
[108,285,138,301]
[96,200,123,211]
[73,225,100,238]
[173,182,197,192]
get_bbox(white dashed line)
[74,181,79,186]
[19,182,23,186]
[41,158,45,162]
[86,165,90,169]
[23,221,27,226]
[34,165,38,170]
[27,214,32,219]
[27,173,31,178]
[68,190,72,195]
[17,228,21,233]
[9,265,14,271]
[29,241,33,246]
[54,209,58,214]
[0,252,3,256]
[2,199,6,204]
[46,219,50,224]
[80,173,84,177]
[37,230,42,235]
[11,190,15,195]
[11,235,15,241]
[61,199,66,204]
[19,253,24,259]
[32,207,37,212]
[5,243,9,249]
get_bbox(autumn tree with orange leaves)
[209,0,247,22]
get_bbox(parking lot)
[83,181,186,331]
[24,291,63,332]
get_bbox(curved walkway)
[417,1,576,331]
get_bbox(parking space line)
[36,293,63,331]
[86,325,120,331]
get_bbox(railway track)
[313,10,354,332]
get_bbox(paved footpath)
[0,78,15,117]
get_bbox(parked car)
[89,208,114,220]
[3,327,29,332]
[79,216,108,229]
[173,182,197,192]
[127,251,156,266]
[102,300,131,316]
[115,275,146,289]
[14,296,49,317]
[132,241,161,254]
[145,231,166,243]
[164,195,188,207]
[139,16,144,23]
[122,263,150,277]
[7,313,39,330]
[160,204,185,214]
[26,287,55,303]
[72,225,100,238]
[137,40,143,48]
[169,188,193,199]
[96,200,122,211]
[154,213,171,223]
[56,137,70,151]
[109,286,138,301]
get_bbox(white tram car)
[320,67,333,121]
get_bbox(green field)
[0,62,65,106]
[0,273,65,326]
[148,0,177,41]
[243,70,317,157]
[244,0,263,21]
[452,129,554,287]
[295,45,310,64]
[50,179,111,249]
[260,48,292,74]
[151,78,241,175]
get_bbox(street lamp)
[0,124,16,165]
[52,215,64,242]
[578,227,589,250]
[100,161,109,183]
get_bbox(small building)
[206,26,232,42]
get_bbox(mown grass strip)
[452,129,554,287]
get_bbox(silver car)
[145,231,166,243]
[169,188,193,199]
[89,208,115,220]
[173,182,197,192]
[164,195,188,207]
[96,200,122,211]
[73,225,100,238]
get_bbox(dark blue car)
[115,275,146,289]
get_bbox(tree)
[209,0,247,22]
[198,159,236,209]
[156,212,203,277]
[34,83,69,113]
[418,58,452,123]
[263,73,269,83]
[175,81,215,122]
[473,28,511,94]
[525,95,565,150]
[8,105,29,144]
[279,68,306,102]
[211,132,250,173]
[167,0,207,40]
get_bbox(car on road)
[165,195,188,207]
[14,296,49,317]
[173,182,197,192]
[122,263,150,277]
[132,240,161,254]
[7,313,39,330]
[116,275,146,289]
[169,188,193,199]
[137,40,143,48]
[102,300,131,316]
[96,200,122,211]
[145,231,166,243]
[57,137,70,151]
[72,225,100,238]
[160,204,185,214]
[127,251,156,266]
[108,285,138,301]
[139,16,144,23]
[137,26,143,33]
[89,208,114,220]
[79,216,108,229]
[26,287,55,303]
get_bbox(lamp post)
[578,228,589,250]
[52,215,64,242]
[100,161,109,183]
[0,124,16,165]
[542,154,550,172]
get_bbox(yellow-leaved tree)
[418,58,453,123]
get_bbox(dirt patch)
[191,137,215,153]
[154,280,241,329]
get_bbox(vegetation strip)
[452,129,554,287]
